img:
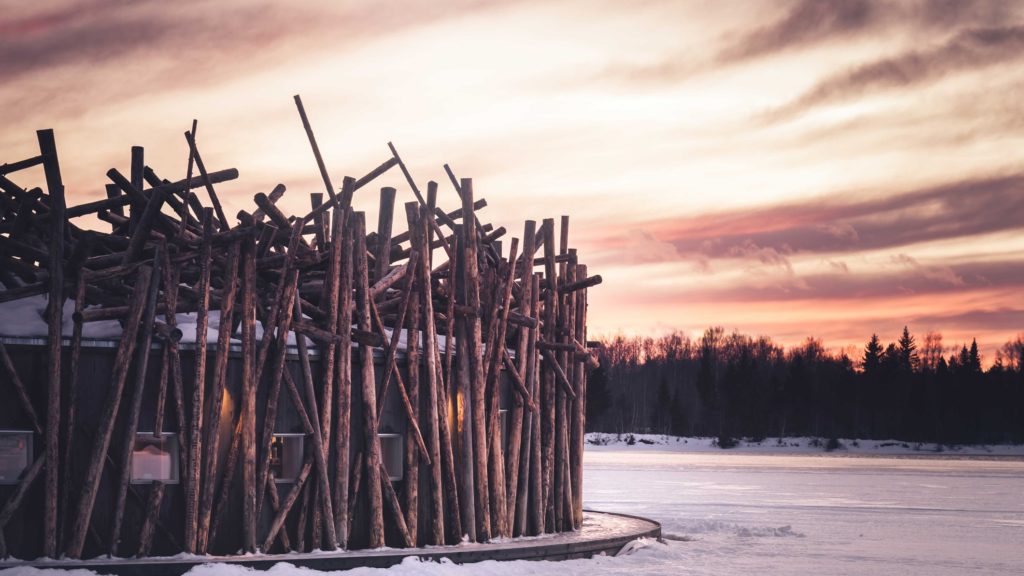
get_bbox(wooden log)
[433,250,462,544]
[555,221,573,533]
[292,319,342,343]
[262,458,313,551]
[369,261,409,300]
[388,143,452,261]
[375,186,396,282]
[157,244,180,381]
[207,409,242,551]
[254,224,304,520]
[59,273,86,549]
[129,146,145,234]
[0,342,42,434]
[240,232,258,553]
[254,192,291,230]
[179,120,200,234]
[487,239,518,538]
[312,192,328,249]
[353,212,385,549]
[553,259,569,535]
[254,267,299,521]
[558,274,602,294]
[333,187,355,547]
[118,184,167,265]
[391,199,486,245]
[351,328,385,347]
[252,184,287,223]
[411,203,445,546]
[516,274,541,534]
[541,349,576,400]
[38,128,64,559]
[460,180,491,542]
[370,272,432,466]
[164,264,189,536]
[506,310,538,329]
[379,464,413,548]
[454,235,477,544]
[402,205,421,547]
[266,472,292,551]
[540,215,558,532]
[346,451,364,541]
[444,237,457,420]
[571,264,589,528]
[184,211,213,553]
[443,166,484,237]
[196,240,240,553]
[316,202,344,541]
[254,222,304,387]
[481,226,505,244]
[301,158,398,223]
[65,265,151,559]
[295,298,338,549]
[296,474,312,552]
[184,130,229,231]
[136,482,165,558]
[153,348,169,436]
[0,154,44,175]
[502,348,536,412]
[283,370,315,436]
[0,281,47,303]
[108,247,163,557]
[294,95,338,203]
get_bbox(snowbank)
[584,433,1024,458]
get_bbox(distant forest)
[585,327,1024,445]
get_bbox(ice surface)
[2,446,1022,575]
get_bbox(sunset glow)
[4,0,1023,360]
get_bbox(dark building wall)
[0,340,511,558]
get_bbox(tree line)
[586,327,1024,445]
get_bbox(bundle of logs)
[0,96,601,560]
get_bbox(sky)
[2,0,1024,363]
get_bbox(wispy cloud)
[718,0,1014,63]
[717,0,875,62]
[638,173,1024,260]
[769,25,1024,120]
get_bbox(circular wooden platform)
[1,511,661,575]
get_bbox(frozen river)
[5,446,1022,575]
[583,448,1024,575]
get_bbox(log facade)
[0,100,601,560]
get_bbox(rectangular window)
[131,433,180,484]
[270,434,304,483]
[379,433,403,481]
[0,431,32,485]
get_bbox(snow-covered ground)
[4,440,1022,575]
[584,432,1024,457]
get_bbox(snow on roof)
[0,291,449,353]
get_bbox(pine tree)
[862,334,883,373]
[968,339,982,372]
[958,345,970,370]
[898,326,919,372]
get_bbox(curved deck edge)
[1,511,661,575]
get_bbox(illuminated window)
[271,434,304,483]
[0,431,32,485]
[131,433,179,484]
[379,433,403,481]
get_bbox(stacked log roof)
[0,96,600,559]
